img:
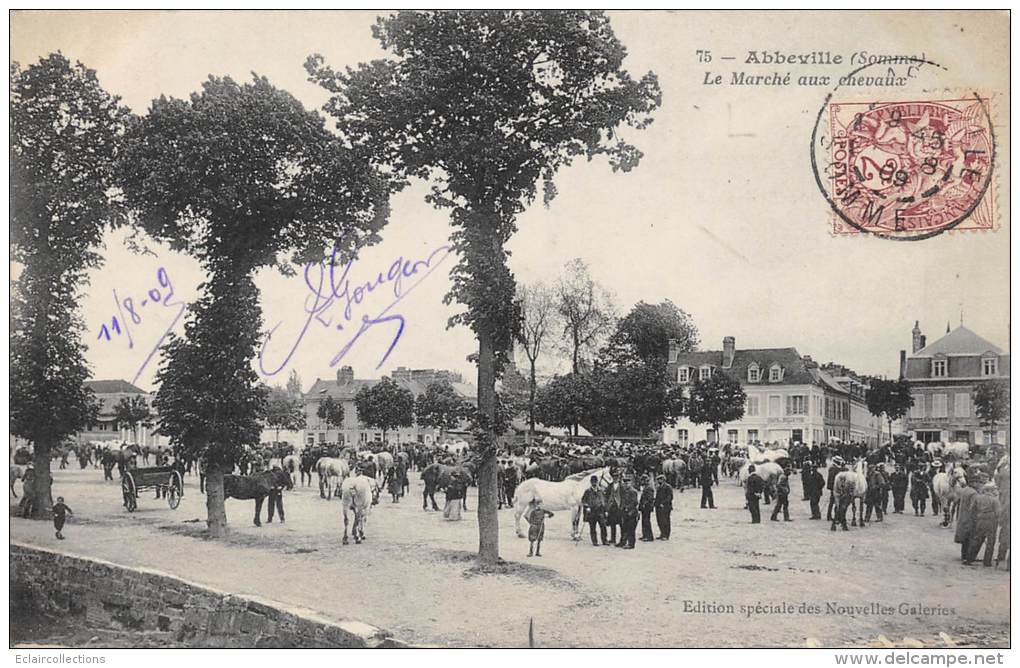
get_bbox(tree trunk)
[476,329,499,566]
[31,441,55,519]
[205,462,228,538]
[528,359,537,441]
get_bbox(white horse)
[316,457,350,500]
[281,454,300,487]
[372,452,394,481]
[831,459,868,530]
[746,444,768,464]
[932,463,967,527]
[513,467,613,540]
[340,474,379,545]
[942,442,970,460]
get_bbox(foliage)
[556,258,617,373]
[865,378,914,441]
[120,73,389,535]
[415,381,472,434]
[265,385,307,436]
[113,395,152,441]
[307,9,659,563]
[355,377,415,439]
[316,395,345,430]
[974,380,1009,438]
[587,362,684,437]
[534,373,596,432]
[286,370,303,396]
[687,372,747,432]
[601,300,699,367]
[516,282,557,433]
[10,53,131,517]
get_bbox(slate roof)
[913,326,1004,357]
[675,347,822,387]
[85,380,147,394]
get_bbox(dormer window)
[982,356,998,376]
[769,365,782,382]
[699,365,712,381]
[677,366,690,384]
[747,364,760,383]
[931,359,947,378]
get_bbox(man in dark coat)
[581,475,607,546]
[954,475,979,562]
[910,467,930,516]
[745,465,764,524]
[889,464,909,514]
[654,474,673,539]
[864,463,887,522]
[699,459,716,509]
[965,482,1000,567]
[619,477,639,549]
[639,476,656,542]
[803,461,825,519]
[503,462,519,508]
[825,456,844,521]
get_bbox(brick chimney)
[336,365,354,385]
[899,350,906,379]
[723,336,735,368]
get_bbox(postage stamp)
[821,97,996,239]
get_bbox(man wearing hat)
[965,482,1001,567]
[770,466,793,522]
[890,464,909,514]
[864,462,887,523]
[581,475,608,546]
[654,473,674,539]
[826,456,845,522]
[638,475,656,542]
[619,476,639,549]
[745,464,765,524]
[803,460,825,519]
[955,471,980,562]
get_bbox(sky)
[10,10,1011,393]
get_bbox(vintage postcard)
[8,9,1011,655]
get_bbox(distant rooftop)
[84,380,147,394]
[912,326,1004,358]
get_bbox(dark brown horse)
[224,467,293,526]
[421,462,473,511]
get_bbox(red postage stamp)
[824,97,996,239]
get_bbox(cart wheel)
[122,472,137,512]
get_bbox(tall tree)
[316,396,345,434]
[286,370,303,397]
[355,377,415,443]
[602,300,699,366]
[865,378,914,445]
[973,379,1009,444]
[687,372,747,441]
[534,373,596,435]
[587,363,684,437]
[415,381,472,441]
[264,386,307,444]
[517,283,557,438]
[308,10,659,565]
[113,396,152,444]
[11,54,131,517]
[121,74,389,537]
[557,258,617,374]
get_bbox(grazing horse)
[831,459,868,531]
[281,454,300,487]
[223,467,294,527]
[513,467,613,541]
[421,462,474,511]
[932,463,967,527]
[10,465,27,497]
[316,457,351,500]
[341,475,379,545]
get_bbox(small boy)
[52,497,73,540]
[526,499,555,557]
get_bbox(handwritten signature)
[96,267,188,385]
[259,243,454,376]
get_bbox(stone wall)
[10,542,402,648]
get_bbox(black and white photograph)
[8,8,1012,655]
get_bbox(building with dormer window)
[900,322,1010,444]
[663,336,879,447]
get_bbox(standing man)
[826,456,845,521]
[619,476,639,549]
[745,464,764,524]
[503,461,519,509]
[910,466,930,516]
[890,464,909,514]
[710,448,721,486]
[605,476,622,547]
[864,463,886,523]
[581,475,608,546]
[770,466,792,522]
[699,458,716,509]
[639,475,656,542]
[955,474,980,563]
[965,482,1001,567]
[803,460,825,519]
[654,474,674,540]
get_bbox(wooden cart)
[121,466,183,512]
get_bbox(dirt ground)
[9,466,1010,648]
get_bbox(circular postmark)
[811,59,996,241]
